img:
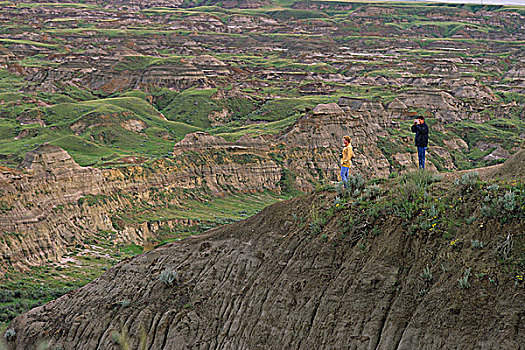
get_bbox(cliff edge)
[3,153,524,349]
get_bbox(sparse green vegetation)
[0,189,288,330]
[158,269,180,287]
[458,268,472,289]
[0,0,524,336]
[420,265,433,282]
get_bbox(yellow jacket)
[341,145,354,167]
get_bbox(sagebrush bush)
[470,239,484,249]
[458,268,471,289]
[310,222,321,236]
[4,328,15,341]
[454,171,479,193]
[362,185,380,201]
[420,265,433,282]
[501,190,516,211]
[348,173,366,191]
[159,269,180,287]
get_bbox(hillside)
[0,0,524,171]
[1,0,524,337]
[3,151,524,349]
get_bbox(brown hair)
[418,115,425,121]
[343,135,351,143]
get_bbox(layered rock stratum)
[0,143,280,272]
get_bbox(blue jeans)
[340,166,349,185]
[417,147,427,169]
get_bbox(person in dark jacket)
[411,116,429,169]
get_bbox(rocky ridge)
[4,151,524,349]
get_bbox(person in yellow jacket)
[340,135,354,187]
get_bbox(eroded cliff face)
[29,58,211,94]
[0,144,281,273]
[5,184,524,350]
[1,94,454,272]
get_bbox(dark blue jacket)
[411,123,429,147]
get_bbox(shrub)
[347,173,366,191]
[431,173,443,182]
[470,239,484,249]
[454,172,479,193]
[428,204,439,218]
[501,191,516,211]
[310,222,321,236]
[335,181,345,196]
[362,185,380,201]
[159,269,180,287]
[115,299,131,308]
[315,183,335,193]
[458,268,471,289]
[486,184,499,192]
[465,216,476,225]
[4,328,15,341]
[458,275,471,289]
[420,265,433,282]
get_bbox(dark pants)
[417,147,427,169]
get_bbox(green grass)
[247,97,328,122]
[137,191,286,223]
[211,115,298,141]
[15,55,59,68]
[264,8,329,20]
[15,2,96,8]
[113,55,164,71]
[0,119,18,140]
[0,38,57,48]
[230,55,338,74]
[161,88,221,128]
[0,92,24,103]
[161,88,258,128]
[0,97,201,166]
[120,90,149,101]
[52,83,97,101]
[45,28,175,37]
[0,70,27,93]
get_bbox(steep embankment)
[4,152,524,349]
[0,144,281,273]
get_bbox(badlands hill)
[1,0,524,339]
[3,150,524,349]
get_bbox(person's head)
[417,116,425,124]
[343,135,351,146]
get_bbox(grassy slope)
[310,170,524,287]
[0,96,201,166]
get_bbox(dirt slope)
[444,148,525,181]
[485,148,525,180]
[3,156,525,349]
